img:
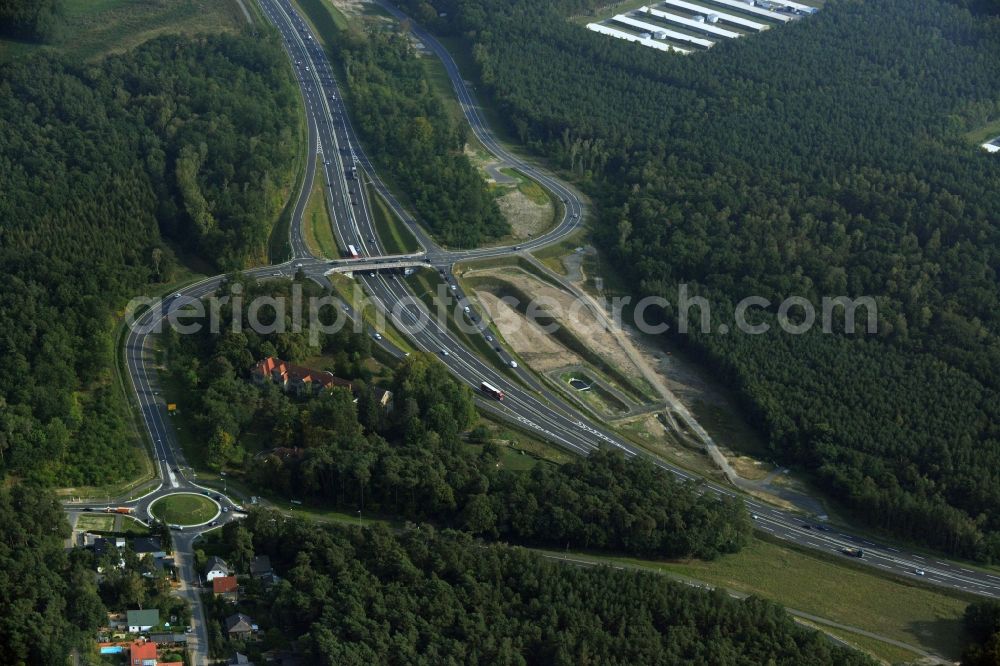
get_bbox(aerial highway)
[259,0,1000,598]
[65,9,999,662]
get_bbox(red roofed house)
[251,357,352,397]
[130,640,157,666]
[213,575,239,599]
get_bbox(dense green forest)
[397,0,1000,559]
[321,17,509,246]
[963,599,1000,665]
[0,485,104,663]
[209,513,872,665]
[0,0,63,40]
[0,32,298,485]
[165,277,750,558]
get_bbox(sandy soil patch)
[469,268,648,388]
[478,292,581,372]
[497,188,552,239]
[725,451,774,481]
[329,0,369,17]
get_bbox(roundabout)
[148,492,220,527]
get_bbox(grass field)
[466,416,573,471]
[150,493,218,525]
[804,622,925,664]
[118,517,151,535]
[965,118,1000,146]
[0,0,248,63]
[419,53,467,129]
[606,537,970,660]
[500,168,551,206]
[295,0,350,37]
[479,416,575,465]
[304,174,340,258]
[76,514,116,532]
[366,182,420,254]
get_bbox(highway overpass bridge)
[323,253,429,276]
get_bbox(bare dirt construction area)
[496,188,552,239]
[463,146,552,240]
[328,0,370,18]
[466,266,649,391]
[477,291,581,372]
[625,328,771,459]
[538,242,772,464]
[531,244,832,512]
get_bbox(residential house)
[213,575,239,599]
[132,537,166,559]
[93,537,112,558]
[229,653,255,666]
[127,609,160,633]
[249,555,272,579]
[205,556,230,583]
[129,639,157,666]
[258,572,281,588]
[143,556,174,580]
[93,538,127,573]
[224,613,257,639]
[251,357,352,397]
[105,611,127,632]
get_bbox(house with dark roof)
[127,609,160,633]
[145,555,175,579]
[249,555,272,578]
[93,537,110,558]
[258,572,281,588]
[132,537,166,559]
[92,536,124,554]
[205,556,230,582]
[224,613,257,638]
